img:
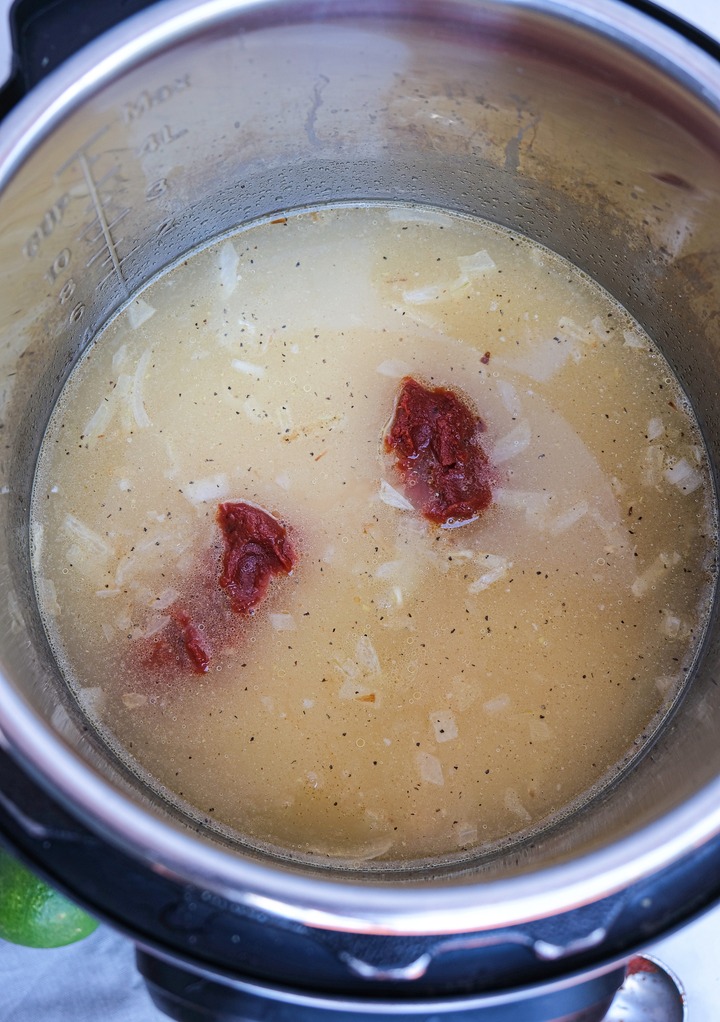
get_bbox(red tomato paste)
[217,501,296,615]
[171,608,211,674]
[133,502,295,680]
[384,377,495,525]
[139,606,211,677]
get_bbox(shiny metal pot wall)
[0,0,719,1018]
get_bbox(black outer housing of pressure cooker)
[5,737,720,1021]
[1,1,720,1021]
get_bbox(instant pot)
[0,1,719,1019]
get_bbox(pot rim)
[1,0,720,936]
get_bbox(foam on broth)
[31,204,716,866]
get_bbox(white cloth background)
[0,927,164,1021]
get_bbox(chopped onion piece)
[127,299,156,329]
[275,471,291,491]
[78,687,105,713]
[495,379,522,418]
[355,635,381,675]
[345,836,394,861]
[504,788,532,823]
[114,536,168,586]
[183,473,230,505]
[664,457,703,494]
[444,677,478,712]
[101,623,114,642]
[656,673,681,697]
[456,822,478,845]
[36,577,60,617]
[403,282,448,304]
[83,372,132,440]
[152,587,180,610]
[641,446,665,488]
[489,483,543,512]
[142,614,171,638]
[468,554,510,594]
[218,240,240,294]
[243,398,265,423]
[64,514,113,557]
[403,250,496,304]
[338,675,373,701]
[492,419,531,464]
[95,589,121,599]
[457,249,496,278]
[529,719,551,743]
[494,488,552,527]
[550,501,589,534]
[484,694,511,714]
[269,612,296,631]
[112,344,128,371]
[375,560,403,579]
[631,551,681,598]
[30,521,43,566]
[430,709,458,743]
[276,406,293,434]
[590,316,610,339]
[237,317,256,336]
[647,417,664,440]
[504,337,578,382]
[82,396,113,440]
[122,692,148,709]
[416,750,444,786]
[558,317,594,345]
[378,479,414,511]
[131,347,153,428]
[232,359,265,378]
[661,609,682,638]
[623,329,647,349]
[336,658,360,680]
[376,359,412,378]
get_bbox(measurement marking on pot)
[137,123,188,156]
[80,208,128,248]
[55,125,110,177]
[121,74,191,124]
[77,153,129,293]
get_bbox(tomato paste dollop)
[384,376,495,526]
[139,606,211,677]
[171,608,211,674]
[217,500,296,614]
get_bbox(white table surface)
[0,2,718,1021]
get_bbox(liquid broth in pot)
[31,204,717,866]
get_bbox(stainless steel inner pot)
[0,0,719,1018]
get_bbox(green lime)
[0,846,98,948]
